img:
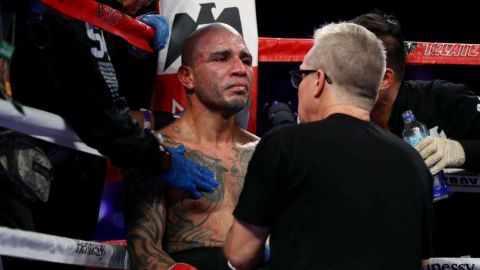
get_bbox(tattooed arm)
[124,170,175,270]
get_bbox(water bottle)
[401,110,449,202]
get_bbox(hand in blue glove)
[159,144,217,199]
[139,14,170,50]
[129,14,170,58]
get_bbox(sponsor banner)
[257,38,480,65]
[407,42,480,65]
[445,169,480,193]
[425,257,480,270]
[0,226,129,269]
[153,0,258,132]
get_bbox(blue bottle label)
[404,133,423,147]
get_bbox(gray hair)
[304,22,386,109]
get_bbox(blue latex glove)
[159,144,217,199]
[139,14,170,50]
[129,14,170,58]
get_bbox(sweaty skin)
[162,126,257,252]
[125,125,257,269]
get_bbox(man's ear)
[177,66,194,90]
[381,68,395,91]
[313,70,326,98]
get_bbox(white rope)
[0,99,101,156]
[0,226,129,269]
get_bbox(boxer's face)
[190,29,253,116]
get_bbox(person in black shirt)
[350,10,479,174]
[351,10,480,256]
[225,22,433,270]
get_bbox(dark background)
[253,4,480,135]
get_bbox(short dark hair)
[350,10,407,80]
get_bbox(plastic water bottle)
[402,110,449,202]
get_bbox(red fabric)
[41,0,155,52]
[258,37,313,62]
[406,42,480,65]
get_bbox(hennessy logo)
[426,264,475,270]
[164,2,243,71]
[75,240,106,260]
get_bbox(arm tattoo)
[124,170,175,270]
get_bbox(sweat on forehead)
[181,23,243,66]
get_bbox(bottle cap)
[402,110,415,123]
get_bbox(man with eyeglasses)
[224,22,433,270]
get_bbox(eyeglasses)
[289,69,333,89]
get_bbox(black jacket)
[10,6,169,173]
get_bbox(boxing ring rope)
[0,226,129,269]
[0,99,101,156]
[1,0,479,268]
[2,226,480,269]
[258,38,480,65]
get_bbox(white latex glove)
[415,136,466,175]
